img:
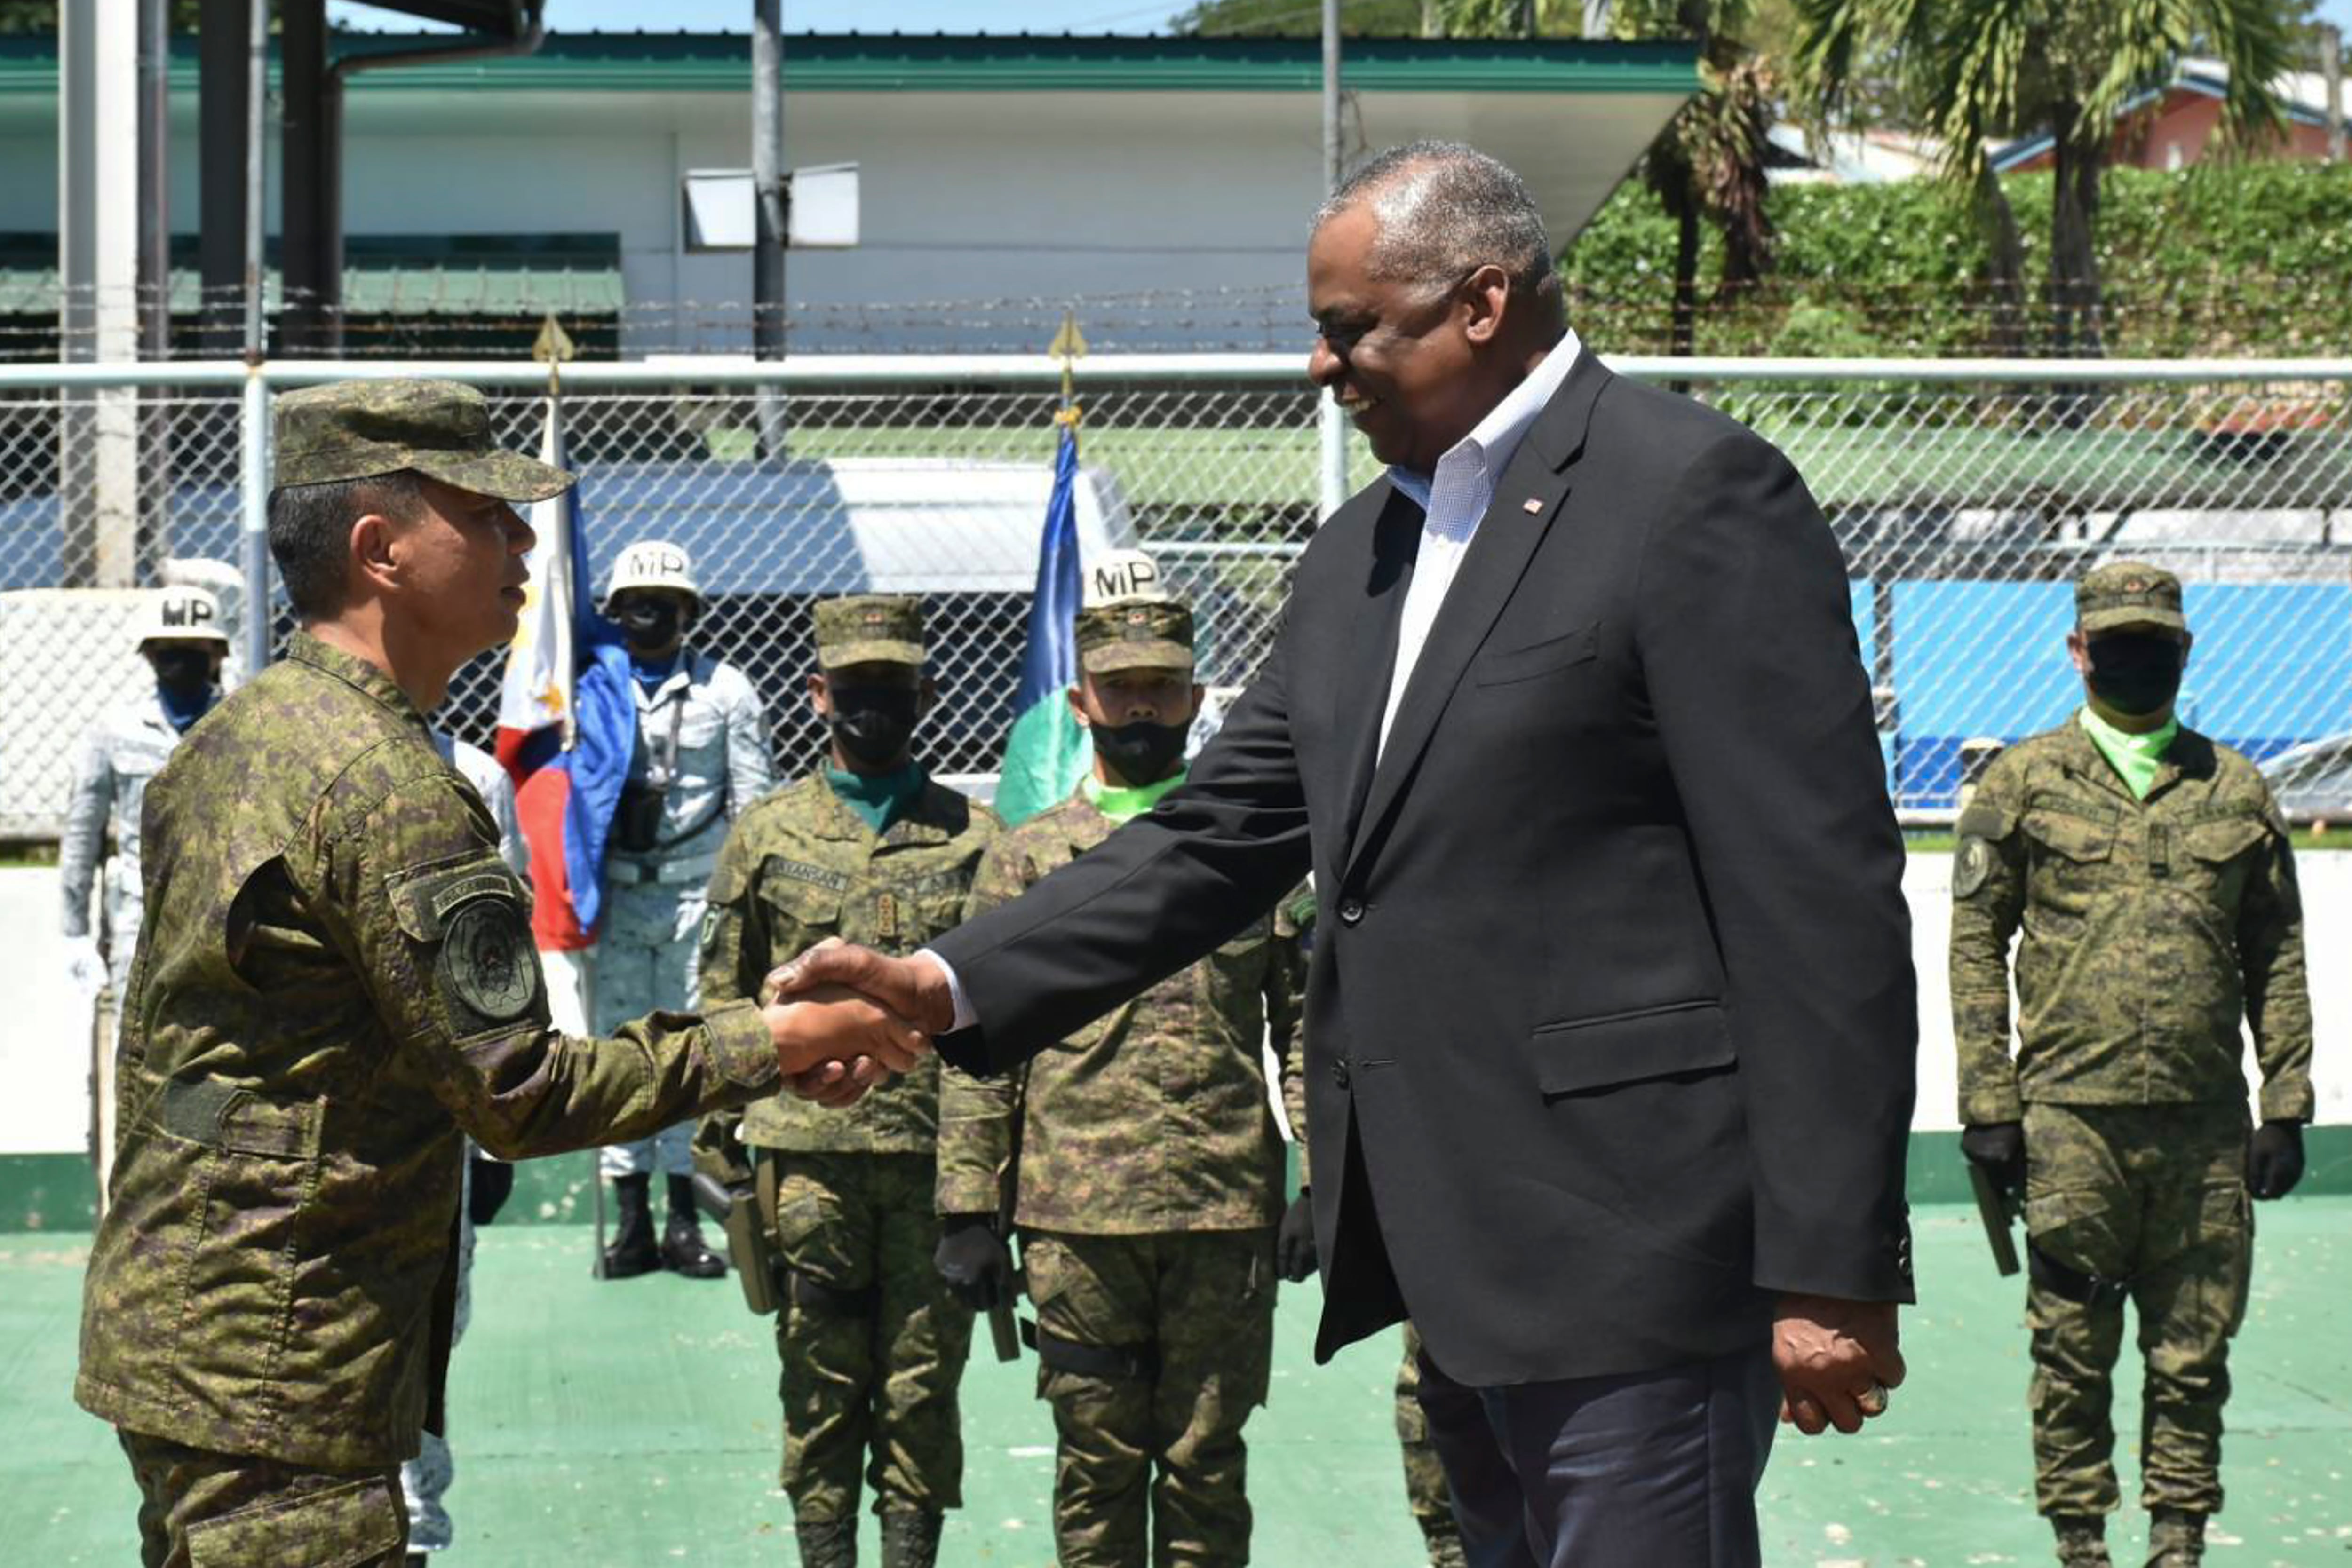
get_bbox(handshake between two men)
[756,938,954,1108]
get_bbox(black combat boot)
[879,1509,943,1568]
[2146,1508,2206,1567]
[2051,1514,2114,1568]
[660,1173,727,1278]
[599,1172,659,1279]
[794,1517,858,1568]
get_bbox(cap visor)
[2079,608,2187,635]
[819,639,926,669]
[413,449,575,504]
[1080,641,1195,675]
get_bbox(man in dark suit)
[777,142,1917,1567]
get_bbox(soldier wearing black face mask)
[934,594,1313,1568]
[691,594,1000,1568]
[62,585,232,1188]
[1950,561,2311,1568]
[592,539,776,1281]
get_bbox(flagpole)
[533,314,579,751]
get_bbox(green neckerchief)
[2078,705,2180,801]
[1083,768,1186,825]
[825,761,927,834]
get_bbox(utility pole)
[752,0,787,455]
[1319,0,1348,523]
[2324,24,2346,165]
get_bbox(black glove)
[1276,1190,1319,1282]
[2248,1120,2305,1201]
[1960,1122,2027,1195]
[467,1156,515,1227]
[934,1214,1012,1311]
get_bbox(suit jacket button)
[1337,898,1365,926]
[1331,1059,1352,1090]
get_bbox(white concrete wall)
[6,855,2346,1156]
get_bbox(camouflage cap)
[1076,597,1194,675]
[814,594,925,668]
[272,379,573,502]
[2077,560,2187,635]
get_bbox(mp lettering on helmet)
[162,595,214,631]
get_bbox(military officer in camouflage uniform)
[1275,900,1462,1568]
[594,538,775,1280]
[697,594,999,1568]
[1949,562,2313,1568]
[934,595,1307,1568]
[59,584,231,998]
[74,380,921,1568]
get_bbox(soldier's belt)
[605,851,720,887]
[1023,1321,1158,1380]
[2027,1239,2130,1308]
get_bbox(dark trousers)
[1414,1341,1780,1568]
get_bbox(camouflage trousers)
[2022,1101,2252,1520]
[770,1149,973,1522]
[118,1428,407,1568]
[1394,1323,1466,1568]
[1022,1227,1277,1568]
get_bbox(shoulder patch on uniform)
[1953,836,1995,899]
[442,900,539,1022]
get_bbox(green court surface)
[7,1201,2348,1567]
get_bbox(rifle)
[1968,1161,2022,1276]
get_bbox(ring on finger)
[1855,1381,1890,1417]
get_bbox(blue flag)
[993,420,1091,824]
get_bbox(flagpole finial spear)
[533,312,578,397]
[1048,308,1087,431]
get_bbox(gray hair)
[1314,141,1557,295]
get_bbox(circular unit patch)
[443,900,538,1021]
[1954,837,1993,899]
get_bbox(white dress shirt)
[926,333,1583,1031]
[1377,331,1581,755]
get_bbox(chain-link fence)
[5,355,2350,837]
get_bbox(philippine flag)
[495,394,636,950]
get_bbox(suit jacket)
[933,348,1918,1386]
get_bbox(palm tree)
[1790,0,2294,357]
[1439,0,1781,356]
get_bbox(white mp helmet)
[604,539,700,606]
[136,585,230,648]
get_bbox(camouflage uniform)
[696,595,999,1559]
[1950,564,2312,1536]
[77,381,784,1568]
[937,598,1307,1568]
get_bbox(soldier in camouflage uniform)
[74,380,917,1568]
[934,596,1307,1568]
[696,594,999,1568]
[1949,562,2313,1568]
[1275,901,1463,1568]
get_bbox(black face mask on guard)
[149,649,215,698]
[828,686,920,770]
[2086,632,2184,718]
[1093,719,1189,784]
[614,599,686,653]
